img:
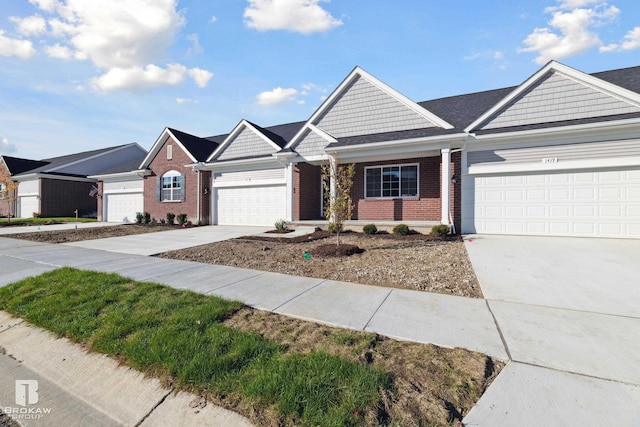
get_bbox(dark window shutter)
[180,174,186,201]
[156,176,161,201]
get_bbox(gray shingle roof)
[167,128,219,162]
[1,156,49,175]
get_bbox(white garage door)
[105,193,143,223]
[465,167,640,238]
[18,196,39,218]
[217,185,287,226]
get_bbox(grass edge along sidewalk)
[0,268,499,426]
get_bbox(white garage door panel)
[217,185,286,226]
[105,193,143,223]
[466,168,640,238]
[19,196,39,218]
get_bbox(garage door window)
[365,164,418,198]
[159,170,184,201]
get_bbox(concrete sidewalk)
[2,235,640,426]
[0,221,118,235]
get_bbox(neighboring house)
[121,60,640,238]
[137,128,220,225]
[3,143,146,218]
[89,155,149,223]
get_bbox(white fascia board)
[244,122,286,151]
[469,117,640,147]
[207,120,248,161]
[88,169,150,180]
[307,124,338,143]
[102,188,144,195]
[139,128,197,169]
[14,173,96,183]
[467,155,640,175]
[199,156,282,173]
[466,60,640,132]
[327,133,467,155]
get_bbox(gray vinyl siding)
[480,72,640,130]
[217,126,276,160]
[293,129,330,158]
[468,139,640,167]
[314,76,437,138]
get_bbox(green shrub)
[143,212,151,224]
[166,213,175,225]
[135,212,143,224]
[362,224,377,235]
[274,219,288,232]
[430,224,450,238]
[177,213,188,225]
[150,218,157,226]
[392,223,410,236]
[328,222,343,233]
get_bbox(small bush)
[430,224,450,238]
[166,213,175,225]
[362,224,377,235]
[328,222,343,234]
[150,218,157,226]
[177,213,188,225]
[274,219,288,232]
[135,212,143,224]
[32,212,40,218]
[143,212,151,224]
[392,224,410,236]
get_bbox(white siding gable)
[314,76,437,138]
[217,126,278,160]
[479,72,640,130]
[294,129,330,158]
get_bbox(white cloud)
[188,68,213,87]
[91,64,188,91]
[45,43,73,59]
[186,34,203,56]
[14,0,215,91]
[244,0,342,34]
[620,26,640,50]
[29,0,60,13]
[0,136,17,154]
[257,87,299,106]
[0,30,36,59]
[519,2,619,64]
[209,15,218,23]
[10,15,47,36]
[176,97,198,105]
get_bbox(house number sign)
[541,157,558,163]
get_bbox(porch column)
[441,148,451,225]
[285,162,294,221]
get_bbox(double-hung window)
[160,170,184,201]
[365,164,418,198]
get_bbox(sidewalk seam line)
[511,361,640,387]
[271,279,329,312]
[363,289,393,331]
[134,388,174,427]
[203,272,268,293]
[485,299,512,361]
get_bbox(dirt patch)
[159,232,482,298]
[223,308,503,426]
[7,224,175,244]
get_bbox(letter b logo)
[15,380,39,406]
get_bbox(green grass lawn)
[0,268,391,426]
[0,217,97,225]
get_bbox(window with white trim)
[160,170,184,201]
[365,164,418,198]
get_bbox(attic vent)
[167,144,173,160]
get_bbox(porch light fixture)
[451,174,457,184]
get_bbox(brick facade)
[294,162,322,220]
[351,156,442,221]
[143,137,209,224]
[0,162,15,218]
[96,181,104,221]
[40,178,96,217]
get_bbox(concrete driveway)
[463,234,640,426]
[63,225,269,255]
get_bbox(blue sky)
[1,0,639,159]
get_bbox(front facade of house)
[121,60,640,238]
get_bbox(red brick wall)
[352,157,442,221]
[40,178,96,217]
[0,163,15,217]
[294,163,322,220]
[450,151,462,232]
[143,137,202,224]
